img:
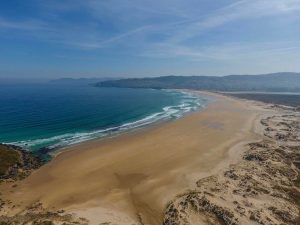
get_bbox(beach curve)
[0,92,265,225]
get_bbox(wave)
[8,91,210,151]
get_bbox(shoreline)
[5,89,208,155]
[0,92,286,225]
[51,90,212,158]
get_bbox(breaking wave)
[9,91,210,151]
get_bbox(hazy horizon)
[1,71,300,83]
[1,0,300,79]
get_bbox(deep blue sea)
[0,82,209,155]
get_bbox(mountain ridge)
[96,72,300,92]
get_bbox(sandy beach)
[0,92,279,224]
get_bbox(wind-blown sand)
[0,92,274,224]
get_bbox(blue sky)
[0,0,300,78]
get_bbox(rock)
[0,144,43,181]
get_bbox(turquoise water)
[0,82,209,155]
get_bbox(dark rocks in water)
[38,147,52,155]
[0,144,43,180]
[34,147,54,162]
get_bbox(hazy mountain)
[96,72,300,92]
[51,77,121,85]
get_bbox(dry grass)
[0,145,20,177]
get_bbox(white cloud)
[0,18,47,30]
[1,0,300,55]
[163,0,300,44]
[64,0,300,51]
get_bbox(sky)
[0,0,300,79]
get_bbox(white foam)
[9,91,210,150]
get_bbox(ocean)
[0,82,209,157]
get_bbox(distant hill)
[96,72,300,92]
[51,77,121,85]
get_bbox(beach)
[1,92,296,225]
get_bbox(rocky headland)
[0,144,43,181]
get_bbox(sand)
[0,92,266,225]
[163,105,300,225]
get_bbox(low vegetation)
[0,144,42,180]
[0,145,20,177]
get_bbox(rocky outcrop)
[0,144,43,181]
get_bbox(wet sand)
[0,92,264,225]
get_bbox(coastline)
[0,91,292,225]
[4,89,206,152]
[51,90,210,158]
